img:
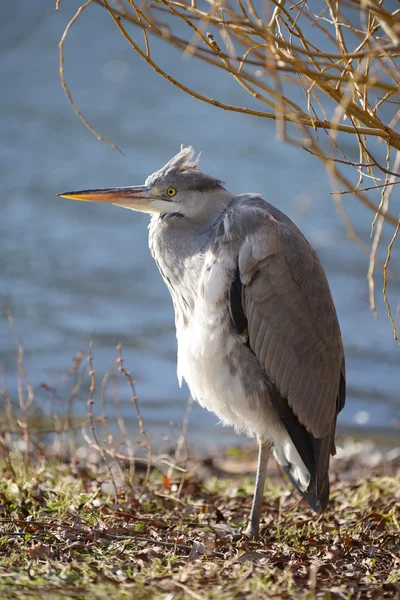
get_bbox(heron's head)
[59,146,233,225]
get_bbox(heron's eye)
[166,188,177,197]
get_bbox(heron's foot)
[243,521,260,540]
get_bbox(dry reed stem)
[100,368,129,489]
[110,364,136,487]
[6,310,33,467]
[64,349,86,457]
[116,344,152,485]
[85,342,119,501]
[174,393,193,497]
[1,313,187,506]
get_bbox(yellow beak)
[57,185,153,210]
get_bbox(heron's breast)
[174,253,280,440]
[177,312,245,417]
[176,257,242,393]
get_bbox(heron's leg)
[244,440,271,539]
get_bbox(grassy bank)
[0,446,398,600]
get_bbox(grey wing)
[235,207,345,510]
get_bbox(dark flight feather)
[229,263,248,336]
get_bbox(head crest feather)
[146,146,223,190]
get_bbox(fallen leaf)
[28,543,52,559]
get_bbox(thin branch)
[383,218,400,345]
[59,0,122,153]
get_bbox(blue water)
[0,0,399,448]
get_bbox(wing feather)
[254,317,268,357]
[265,330,280,371]
[258,320,272,367]
[274,346,293,388]
[279,353,298,397]
[269,337,286,377]
[249,307,263,348]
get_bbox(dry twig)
[58,0,400,337]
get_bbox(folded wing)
[235,204,345,509]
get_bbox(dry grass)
[1,313,399,599]
[0,443,399,599]
[57,0,400,340]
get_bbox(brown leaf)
[148,518,169,529]
[28,543,52,559]
[345,536,353,548]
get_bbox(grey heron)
[59,146,346,538]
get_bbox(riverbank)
[0,440,398,600]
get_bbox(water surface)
[0,0,399,449]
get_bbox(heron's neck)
[148,213,210,258]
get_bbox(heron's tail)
[273,430,334,512]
